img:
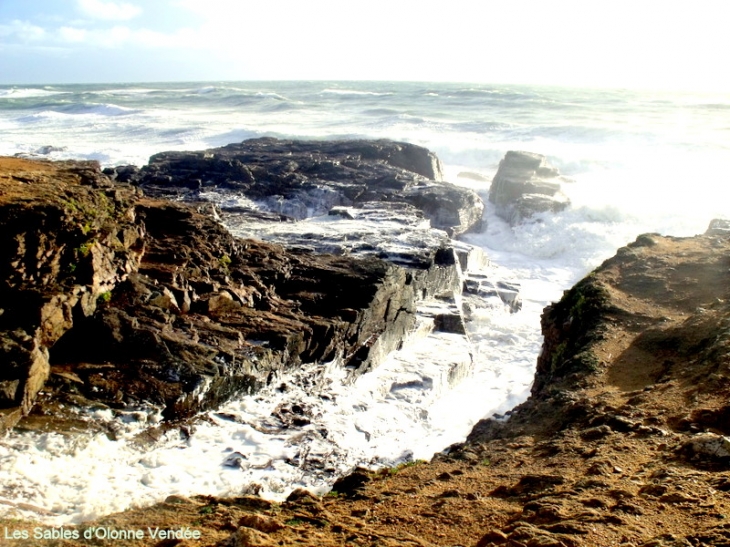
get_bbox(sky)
[0,0,729,91]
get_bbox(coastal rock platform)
[0,155,491,438]
[0,144,515,442]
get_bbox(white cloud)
[77,0,142,21]
[0,20,46,41]
[58,26,88,43]
[54,24,198,50]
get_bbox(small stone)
[164,495,193,504]
[476,529,509,546]
[581,425,613,441]
[681,433,730,463]
[639,484,668,498]
[350,508,369,518]
[237,514,283,533]
[659,492,699,504]
[223,452,247,468]
[227,527,273,547]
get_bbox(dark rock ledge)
[0,140,509,436]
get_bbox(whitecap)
[320,88,393,96]
[0,88,69,99]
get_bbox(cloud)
[77,0,142,21]
[54,24,198,50]
[0,20,46,42]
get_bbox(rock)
[237,514,283,533]
[1,156,489,434]
[137,138,482,237]
[477,529,509,546]
[680,432,730,464]
[0,158,144,432]
[463,275,522,313]
[331,468,372,498]
[488,151,570,224]
[491,474,565,497]
[658,492,699,504]
[705,218,730,236]
[580,425,613,441]
[221,527,273,547]
[501,522,577,547]
[638,534,692,547]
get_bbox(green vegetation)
[551,341,568,373]
[285,518,303,527]
[75,240,95,257]
[218,254,232,272]
[97,291,112,304]
[63,191,117,234]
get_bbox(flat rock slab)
[110,138,484,237]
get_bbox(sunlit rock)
[489,151,570,225]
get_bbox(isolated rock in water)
[130,138,483,237]
[488,151,570,224]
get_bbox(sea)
[0,81,728,523]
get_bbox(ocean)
[0,81,728,523]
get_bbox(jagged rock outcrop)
[488,151,570,224]
[106,138,483,237]
[469,232,730,443]
[706,218,730,236]
[106,138,519,371]
[0,156,468,434]
[0,157,145,432]
[452,232,730,546]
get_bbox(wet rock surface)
[488,151,571,224]
[0,156,473,435]
[109,138,484,237]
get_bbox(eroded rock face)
[108,138,483,237]
[0,147,504,436]
[706,218,730,236]
[468,232,730,445]
[488,151,570,224]
[0,157,457,433]
[0,157,145,432]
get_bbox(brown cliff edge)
[1,158,730,547]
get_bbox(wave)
[361,108,400,116]
[320,88,393,97]
[89,88,158,96]
[698,102,730,111]
[0,88,69,99]
[49,103,140,117]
